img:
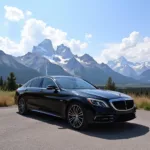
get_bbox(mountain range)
[0,39,150,85]
[107,56,150,81]
[0,50,41,83]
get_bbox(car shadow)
[81,123,149,140]
[17,111,149,140]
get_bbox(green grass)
[137,102,150,110]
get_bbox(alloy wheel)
[18,98,25,114]
[68,104,84,129]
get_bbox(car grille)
[111,100,134,111]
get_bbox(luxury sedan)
[15,76,136,130]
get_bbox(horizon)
[0,0,150,63]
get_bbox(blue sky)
[0,0,150,62]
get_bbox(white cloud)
[64,39,88,53]
[0,18,88,56]
[26,10,32,16]
[85,33,92,40]
[120,31,140,50]
[0,37,20,55]
[20,18,88,54]
[4,5,24,21]
[97,31,150,63]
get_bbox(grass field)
[0,91,15,107]
[130,94,150,110]
[0,91,150,110]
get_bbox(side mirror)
[47,85,58,91]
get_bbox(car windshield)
[55,77,96,89]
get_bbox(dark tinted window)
[30,78,42,88]
[23,80,32,87]
[55,77,96,89]
[42,78,55,88]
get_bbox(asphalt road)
[0,107,150,150]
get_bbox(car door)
[26,77,43,109]
[40,77,64,116]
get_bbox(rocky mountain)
[28,39,138,85]
[0,50,41,83]
[56,44,73,59]
[140,69,150,82]
[132,62,150,75]
[78,54,97,66]
[107,56,150,78]
[32,39,55,56]
[0,38,145,85]
[63,57,137,84]
[17,52,70,76]
[107,56,137,78]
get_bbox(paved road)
[0,107,150,150]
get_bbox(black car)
[15,76,136,130]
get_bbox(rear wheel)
[18,97,28,115]
[67,103,88,130]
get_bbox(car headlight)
[87,98,109,108]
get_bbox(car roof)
[36,75,76,79]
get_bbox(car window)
[22,80,32,87]
[30,78,42,88]
[42,78,56,88]
[55,77,96,89]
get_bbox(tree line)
[101,77,150,97]
[0,72,116,91]
[118,88,150,97]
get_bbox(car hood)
[69,89,132,100]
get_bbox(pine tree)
[105,77,112,90]
[112,81,116,91]
[7,72,17,91]
[105,77,116,91]
[0,76,3,87]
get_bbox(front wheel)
[67,103,88,130]
[18,97,28,115]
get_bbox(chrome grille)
[110,99,134,111]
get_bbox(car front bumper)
[86,105,136,124]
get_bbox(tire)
[18,97,28,115]
[67,102,88,130]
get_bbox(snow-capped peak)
[32,39,55,56]
[117,56,129,65]
[56,44,73,59]
[107,56,137,77]
[79,54,97,65]
[38,39,53,49]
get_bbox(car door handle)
[25,89,28,91]
[40,90,43,92]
